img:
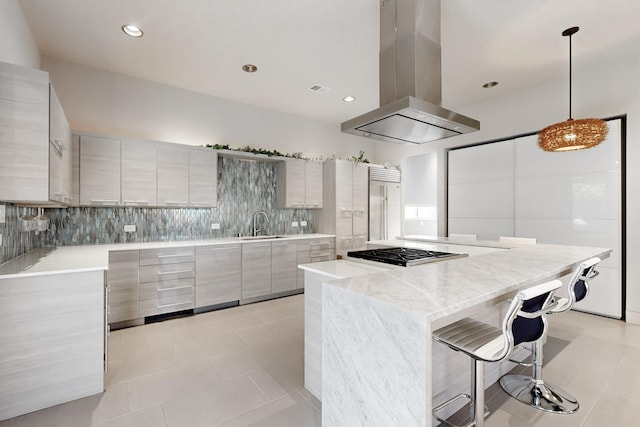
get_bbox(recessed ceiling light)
[482,81,498,88]
[242,64,258,73]
[343,96,356,102]
[121,24,143,38]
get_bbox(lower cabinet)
[195,244,241,307]
[297,237,336,288]
[106,250,139,323]
[272,241,298,293]
[241,242,272,299]
[105,237,335,324]
[138,247,195,317]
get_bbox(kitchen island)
[305,241,611,426]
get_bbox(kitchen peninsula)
[302,240,611,426]
[0,233,334,421]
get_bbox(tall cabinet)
[317,159,369,256]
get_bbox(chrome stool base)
[500,374,579,414]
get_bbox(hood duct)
[341,0,480,144]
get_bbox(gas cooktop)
[347,247,468,267]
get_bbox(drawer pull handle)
[209,247,239,251]
[157,270,193,276]
[157,285,192,292]
[310,253,331,258]
[157,301,191,309]
[157,254,192,259]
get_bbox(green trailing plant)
[204,143,370,164]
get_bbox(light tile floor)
[2,294,638,426]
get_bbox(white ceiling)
[19,0,640,125]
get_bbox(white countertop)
[325,243,611,327]
[0,234,335,279]
[298,260,390,279]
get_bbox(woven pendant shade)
[538,27,608,152]
[538,118,608,152]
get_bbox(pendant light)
[538,27,608,152]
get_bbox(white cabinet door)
[195,244,241,307]
[48,86,72,204]
[189,148,217,207]
[352,163,369,236]
[79,135,121,206]
[305,160,323,208]
[334,160,354,237]
[241,242,272,299]
[0,62,50,203]
[121,139,157,206]
[272,241,298,293]
[157,143,189,206]
[107,250,140,324]
[276,159,306,208]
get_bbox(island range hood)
[341,0,480,144]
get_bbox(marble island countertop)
[318,241,612,426]
[328,243,611,326]
[0,233,335,279]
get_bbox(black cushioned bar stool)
[432,279,562,427]
[500,257,601,414]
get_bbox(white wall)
[41,56,389,163]
[0,0,40,68]
[396,52,640,322]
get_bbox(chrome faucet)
[253,211,270,236]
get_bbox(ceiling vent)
[308,84,331,94]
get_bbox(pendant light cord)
[568,31,572,119]
[562,26,579,120]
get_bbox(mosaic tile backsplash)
[0,203,40,265]
[40,157,315,247]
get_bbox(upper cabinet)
[75,135,218,208]
[0,61,71,205]
[121,139,157,206]
[79,135,122,206]
[157,142,190,206]
[48,86,73,204]
[189,147,218,207]
[276,159,323,209]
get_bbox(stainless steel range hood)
[341,0,479,144]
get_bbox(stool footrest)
[433,393,489,427]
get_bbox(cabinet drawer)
[139,262,194,283]
[139,247,194,265]
[297,238,335,252]
[139,277,194,300]
[298,250,335,265]
[139,293,194,317]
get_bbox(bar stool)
[499,257,601,414]
[432,279,562,427]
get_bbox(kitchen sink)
[239,235,287,240]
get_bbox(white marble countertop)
[298,260,390,279]
[325,243,611,328]
[0,234,335,279]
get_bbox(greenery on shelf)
[204,143,372,164]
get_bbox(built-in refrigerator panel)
[369,166,402,241]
